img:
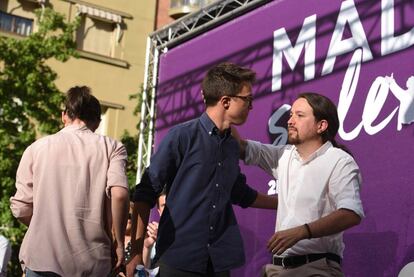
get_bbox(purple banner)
[154,0,414,275]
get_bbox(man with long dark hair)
[234,92,364,276]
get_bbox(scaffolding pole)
[136,0,269,182]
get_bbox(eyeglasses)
[229,95,254,107]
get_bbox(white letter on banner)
[381,0,414,56]
[272,14,316,92]
[338,49,363,141]
[362,77,398,135]
[268,104,291,145]
[322,0,373,76]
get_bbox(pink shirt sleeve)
[106,141,129,196]
[10,146,34,219]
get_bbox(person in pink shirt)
[10,86,129,277]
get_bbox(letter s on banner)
[269,104,291,146]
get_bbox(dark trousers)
[159,259,230,277]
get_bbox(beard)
[288,128,301,145]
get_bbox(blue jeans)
[25,268,60,277]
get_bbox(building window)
[75,4,123,58]
[0,11,33,36]
[76,17,116,57]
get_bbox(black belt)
[272,253,341,268]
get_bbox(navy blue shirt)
[134,113,258,273]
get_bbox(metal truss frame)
[136,0,269,182]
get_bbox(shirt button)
[218,162,222,166]
[215,183,219,187]
[212,205,216,209]
[207,243,210,247]
[210,226,214,230]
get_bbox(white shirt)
[0,235,12,277]
[245,140,364,257]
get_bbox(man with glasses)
[229,95,253,108]
[127,62,277,277]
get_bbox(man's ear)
[220,96,231,110]
[61,111,68,125]
[318,119,328,134]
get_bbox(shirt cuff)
[239,188,258,209]
[337,199,365,219]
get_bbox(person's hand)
[110,263,126,277]
[144,221,159,248]
[267,225,308,255]
[230,126,247,159]
[114,244,125,271]
[231,126,241,140]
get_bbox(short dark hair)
[298,92,351,154]
[202,62,256,106]
[64,86,101,123]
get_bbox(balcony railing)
[169,0,217,19]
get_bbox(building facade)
[0,0,156,139]
[155,0,217,29]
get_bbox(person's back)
[11,86,129,276]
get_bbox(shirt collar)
[293,141,333,164]
[199,112,231,137]
[60,124,90,133]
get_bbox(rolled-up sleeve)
[134,128,182,208]
[133,169,159,208]
[329,156,364,218]
[10,146,34,219]
[106,142,129,196]
[231,173,258,208]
